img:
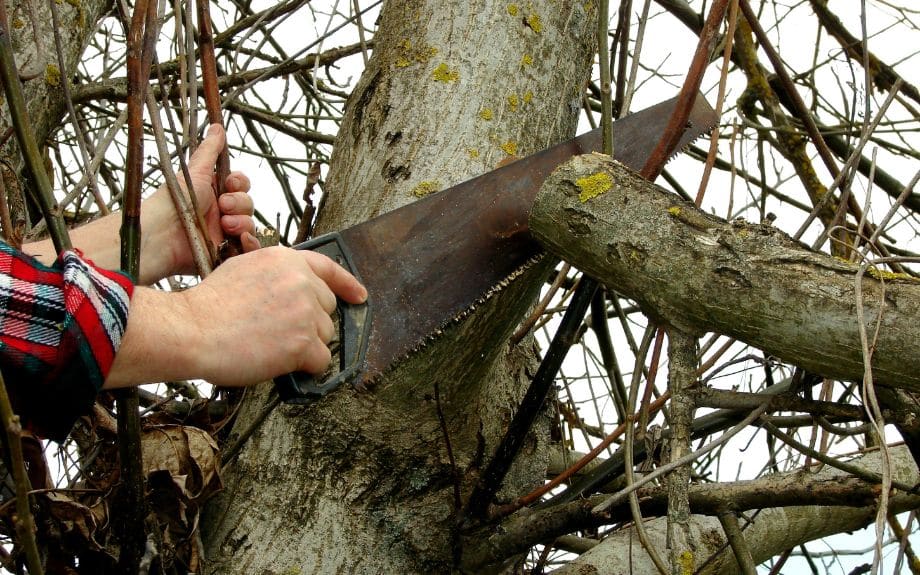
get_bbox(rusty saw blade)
[275,95,717,401]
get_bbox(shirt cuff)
[0,246,134,441]
[58,250,134,390]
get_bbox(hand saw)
[274,95,718,403]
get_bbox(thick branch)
[463,446,920,571]
[529,154,920,390]
[553,447,919,575]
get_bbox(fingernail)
[206,123,222,138]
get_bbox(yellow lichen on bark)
[526,12,543,32]
[411,180,442,197]
[432,62,459,82]
[44,64,61,87]
[576,172,612,202]
[500,140,518,155]
[396,39,439,67]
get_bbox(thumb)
[303,251,368,305]
[188,124,226,182]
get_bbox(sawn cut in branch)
[278,96,717,399]
[529,153,920,390]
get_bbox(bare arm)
[23,124,368,390]
[103,247,367,388]
[24,125,260,284]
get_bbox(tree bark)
[551,446,919,575]
[529,154,920,390]
[201,1,597,573]
[0,0,112,180]
[463,445,919,573]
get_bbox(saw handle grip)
[273,233,371,403]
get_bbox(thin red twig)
[640,0,730,180]
[197,0,240,259]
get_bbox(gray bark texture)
[530,153,920,390]
[0,0,111,174]
[201,1,597,573]
[551,445,920,575]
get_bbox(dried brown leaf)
[140,425,221,502]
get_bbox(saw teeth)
[353,98,718,391]
[669,120,718,163]
[356,254,545,389]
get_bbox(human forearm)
[103,285,199,388]
[23,193,177,283]
[23,125,258,285]
[103,247,368,389]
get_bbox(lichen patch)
[411,180,442,198]
[576,172,612,203]
[500,140,518,156]
[432,62,459,82]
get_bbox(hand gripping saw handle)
[273,233,371,403]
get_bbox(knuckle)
[319,316,335,343]
[302,343,332,374]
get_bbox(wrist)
[137,189,183,283]
[103,287,203,388]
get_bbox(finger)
[225,171,251,194]
[300,339,332,375]
[302,251,368,305]
[188,124,226,180]
[308,276,337,315]
[241,232,261,253]
[315,313,335,345]
[220,214,256,237]
[218,192,254,216]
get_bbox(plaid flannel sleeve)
[0,241,134,441]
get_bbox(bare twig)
[116,0,159,570]
[0,369,43,575]
[640,0,729,180]
[144,91,214,276]
[197,0,239,260]
[511,263,571,344]
[717,511,758,575]
[694,0,738,206]
[621,326,668,575]
[598,0,613,156]
[760,418,918,494]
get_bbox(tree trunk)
[201,1,597,572]
[529,154,920,390]
[0,0,111,182]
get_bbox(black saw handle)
[273,233,371,403]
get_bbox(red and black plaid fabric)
[0,241,133,440]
